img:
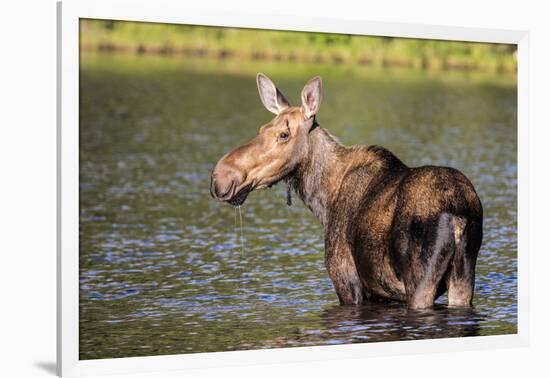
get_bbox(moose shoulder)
[211,73,483,309]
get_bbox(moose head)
[210,73,323,206]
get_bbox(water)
[79,53,517,359]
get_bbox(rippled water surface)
[79,53,517,359]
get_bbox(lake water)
[79,53,517,359]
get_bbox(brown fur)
[211,74,483,309]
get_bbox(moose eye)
[278,131,290,141]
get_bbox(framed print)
[57,0,529,376]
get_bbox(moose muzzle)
[210,160,248,205]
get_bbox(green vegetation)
[81,19,516,75]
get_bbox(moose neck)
[289,125,348,229]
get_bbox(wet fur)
[287,124,483,308]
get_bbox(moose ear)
[301,76,322,119]
[256,73,290,115]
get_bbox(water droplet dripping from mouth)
[237,205,244,256]
[237,205,245,288]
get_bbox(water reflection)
[320,304,482,344]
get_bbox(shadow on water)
[320,303,482,343]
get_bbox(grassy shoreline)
[80,19,517,74]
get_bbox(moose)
[210,73,483,309]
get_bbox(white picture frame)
[57,0,530,376]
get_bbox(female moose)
[210,74,483,309]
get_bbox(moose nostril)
[211,161,243,200]
[213,179,234,199]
